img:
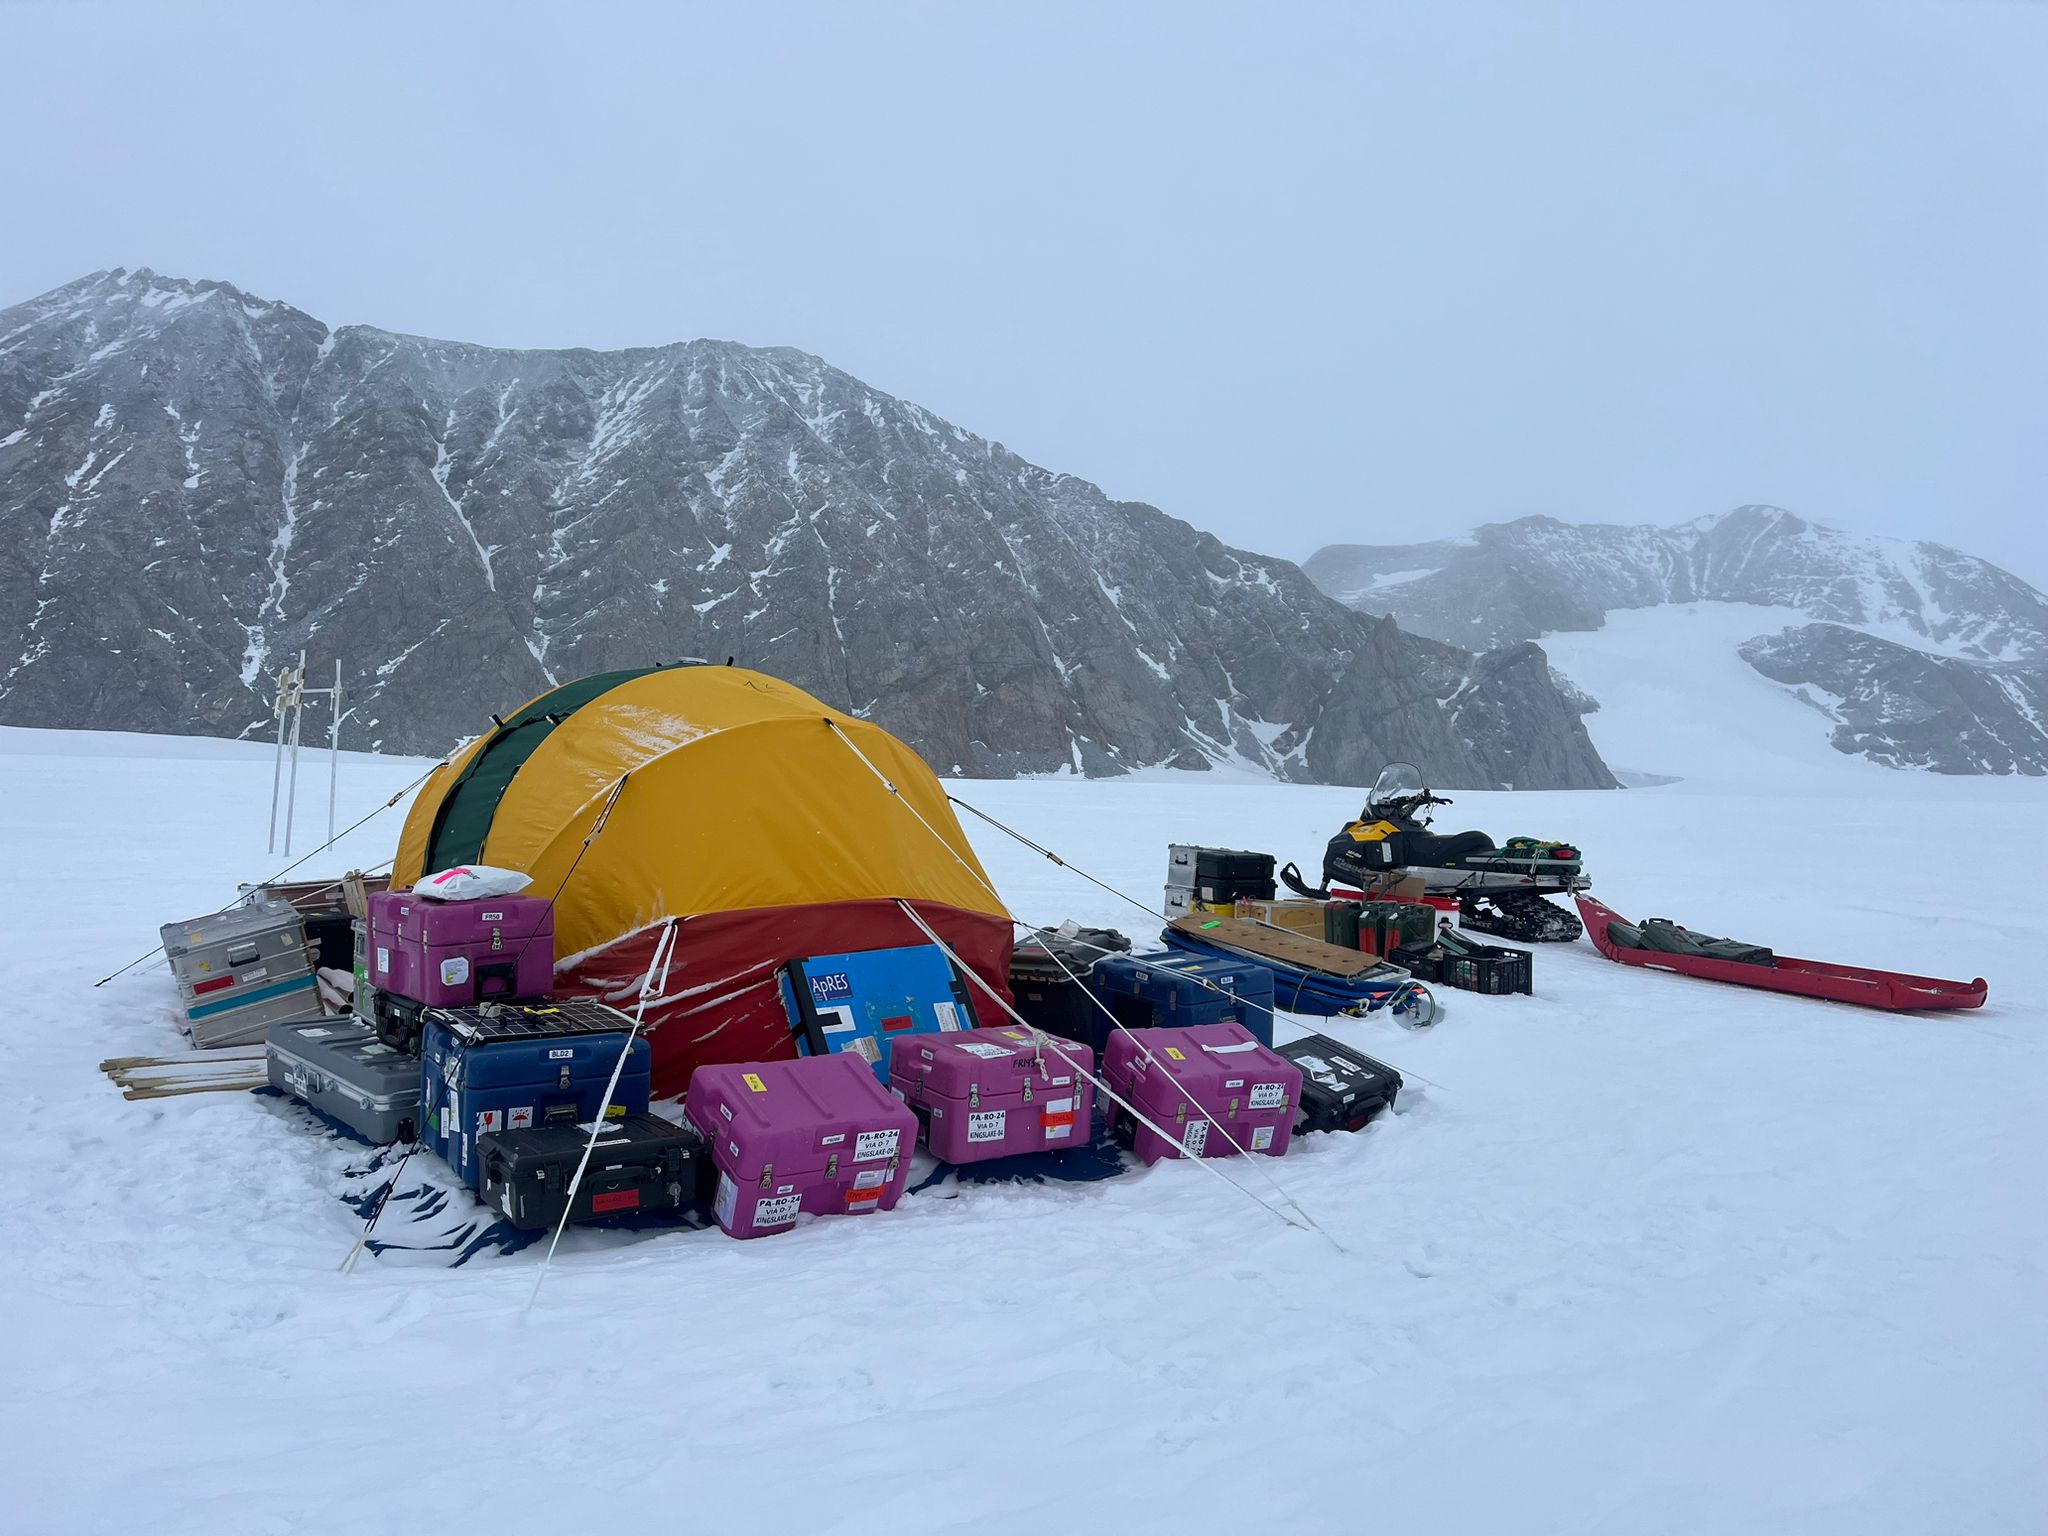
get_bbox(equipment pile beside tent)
[130,660,1996,1266]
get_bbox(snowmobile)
[1281,762,1590,943]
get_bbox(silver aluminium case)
[160,898,319,1048]
[266,1015,422,1145]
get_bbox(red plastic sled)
[1576,895,1987,1012]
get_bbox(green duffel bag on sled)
[1623,917,1774,967]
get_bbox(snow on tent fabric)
[389,663,1013,1097]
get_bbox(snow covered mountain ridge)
[1305,507,2048,774]
[0,268,1613,788]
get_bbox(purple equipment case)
[684,1052,919,1239]
[367,890,554,1008]
[888,1026,1096,1163]
[1103,1021,1304,1165]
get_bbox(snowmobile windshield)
[1368,762,1428,811]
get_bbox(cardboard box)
[1363,872,1427,902]
[1234,898,1329,939]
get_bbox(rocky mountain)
[1740,624,2048,775]
[0,268,1614,788]
[1306,506,2048,775]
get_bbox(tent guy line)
[825,717,1339,1244]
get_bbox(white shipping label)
[508,1105,534,1130]
[847,1036,882,1065]
[1251,1125,1275,1152]
[852,1168,888,1190]
[853,1128,900,1162]
[1226,1078,1245,1089]
[376,946,390,975]
[476,1109,503,1134]
[754,1193,802,1227]
[713,1172,738,1228]
[966,1110,1007,1143]
[1249,1083,1287,1110]
[1182,1120,1210,1156]
[240,966,269,983]
[818,1005,857,1036]
[956,1041,1015,1060]
[933,1001,962,1032]
[300,1026,335,1038]
[440,956,470,987]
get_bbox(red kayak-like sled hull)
[1575,896,1987,1012]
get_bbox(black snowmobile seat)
[1403,828,1496,865]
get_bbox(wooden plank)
[1168,914,1385,977]
[121,1079,263,1101]
[99,1045,267,1072]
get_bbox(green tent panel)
[422,661,693,874]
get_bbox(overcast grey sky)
[5,1,2044,584]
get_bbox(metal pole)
[328,657,342,846]
[284,650,306,858]
[267,684,290,855]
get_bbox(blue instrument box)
[1088,951,1276,1048]
[419,1002,653,1189]
[780,943,979,1082]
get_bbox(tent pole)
[283,651,306,858]
[328,657,342,846]
[266,670,289,854]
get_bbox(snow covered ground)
[2,708,2044,1534]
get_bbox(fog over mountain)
[1307,507,2048,775]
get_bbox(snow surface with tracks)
[3,626,2045,1533]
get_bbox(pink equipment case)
[684,1052,919,1239]
[366,890,555,1008]
[888,1025,1096,1164]
[1103,1021,1304,1165]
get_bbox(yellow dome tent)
[391,663,1013,1095]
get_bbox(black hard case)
[1274,1033,1403,1133]
[477,1113,707,1231]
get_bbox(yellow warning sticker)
[742,1072,767,1093]
[1165,1047,1186,1060]
[604,1103,626,1119]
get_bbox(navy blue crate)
[419,1004,651,1190]
[1088,951,1275,1047]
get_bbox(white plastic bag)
[411,864,534,901]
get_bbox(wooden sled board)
[99,1044,268,1072]
[1576,896,1987,1012]
[1167,914,1384,977]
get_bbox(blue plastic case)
[418,1002,652,1189]
[1087,951,1276,1047]
[779,943,979,1082]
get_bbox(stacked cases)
[1163,844,1275,920]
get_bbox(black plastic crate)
[1388,943,1444,983]
[1440,939,1532,996]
